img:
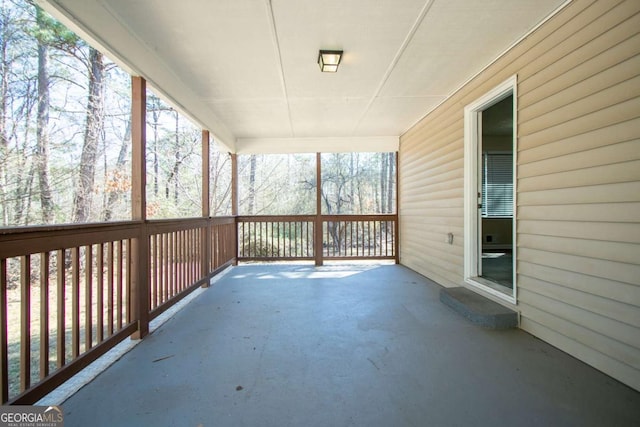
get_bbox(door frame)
[463,75,517,304]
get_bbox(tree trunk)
[151,96,160,197]
[22,160,36,225]
[12,83,34,225]
[173,111,179,203]
[0,5,8,226]
[247,154,257,214]
[349,153,355,208]
[380,153,387,213]
[35,7,53,223]
[387,153,394,213]
[73,47,105,223]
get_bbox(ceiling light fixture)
[318,50,343,73]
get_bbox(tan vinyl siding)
[399,0,640,390]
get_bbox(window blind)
[482,153,513,217]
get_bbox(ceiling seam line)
[265,0,294,138]
[350,0,437,135]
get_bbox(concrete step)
[440,287,518,329]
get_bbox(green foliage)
[29,4,81,52]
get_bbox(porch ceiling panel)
[40,0,567,154]
[355,96,447,136]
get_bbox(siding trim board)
[399,0,640,391]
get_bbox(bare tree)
[247,154,257,215]
[210,150,231,215]
[0,1,9,225]
[34,6,53,223]
[73,47,105,223]
[387,152,394,213]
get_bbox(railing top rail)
[0,221,141,259]
[0,220,141,237]
[146,218,210,234]
[236,215,316,222]
[210,216,236,225]
[237,214,397,222]
[0,216,239,237]
[321,214,397,221]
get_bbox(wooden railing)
[237,214,397,262]
[322,215,397,260]
[0,217,236,404]
[237,216,315,261]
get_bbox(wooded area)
[0,1,395,228]
[0,0,229,226]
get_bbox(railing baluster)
[184,230,188,288]
[385,221,389,257]
[190,229,195,285]
[162,232,174,302]
[57,249,66,367]
[97,243,104,343]
[85,245,93,351]
[156,234,162,305]
[366,221,370,257]
[178,230,182,293]
[107,243,114,337]
[194,229,197,286]
[269,221,273,257]
[182,230,186,291]
[191,229,195,284]
[186,228,189,284]
[125,239,132,324]
[341,221,344,257]
[71,247,80,359]
[162,233,168,305]
[167,233,172,299]
[349,221,353,256]
[40,252,50,379]
[373,221,377,257]
[276,222,280,257]
[20,255,31,392]
[169,232,174,297]
[173,232,178,296]
[216,224,219,268]
[0,259,8,403]
[150,235,156,310]
[291,222,294,257]
[169,231,174,298]
[191,229,195,286]
[183,230,193,289]
[116,241,123,331]
[178,231,183,293]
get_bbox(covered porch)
[1,0,639,416]
[53,263,640,426]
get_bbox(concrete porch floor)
[61,264,640,426]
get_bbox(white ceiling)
[39,0,567,153]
